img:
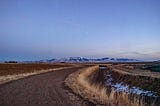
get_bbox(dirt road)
[0,66,87,106]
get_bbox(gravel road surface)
[0,66,86,106]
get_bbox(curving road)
[0,66,87,106]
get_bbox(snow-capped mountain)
[41,57,140,63]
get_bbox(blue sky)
[0,0,160,61]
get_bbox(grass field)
[1,63,160,105]
[110,63,160,78]
[65,63,160,106]
[0,63,73,76]
[142,64,160,72]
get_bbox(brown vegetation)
[1,63,159,105]
[107,64,160,96]
[110,64,160,78]
[65,65,160,106]
[0,63,77,85]
[65,66,130,105]
[0,63,73,76]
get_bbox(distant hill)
[39,57,141,63]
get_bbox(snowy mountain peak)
[41,57,140,63]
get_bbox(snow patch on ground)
[105,72,158,97]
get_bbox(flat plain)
[0,63,160,106]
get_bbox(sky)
[0,0,160,61]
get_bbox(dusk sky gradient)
[0,0,160,61]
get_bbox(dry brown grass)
[110,64,160,78]
[0,63,73,76]
[65,66,108,104]
[0,63,77,85]
[65,65,157,106]
[65,66,115,105]
[77,66,108,101]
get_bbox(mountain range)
[39,57,141,63]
